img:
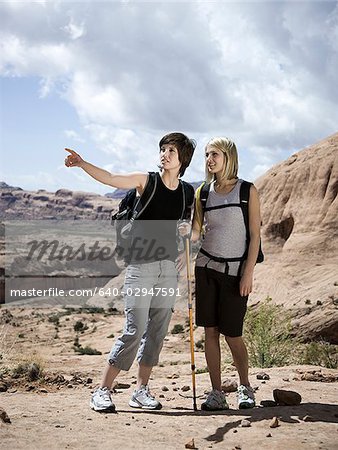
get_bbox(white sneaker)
[90,387,116,412]
[237,385,255,409]
[129,385,162,410]
[201,389,229,411]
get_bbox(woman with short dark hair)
[65,132,195,412]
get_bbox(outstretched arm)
[64,148,148,192]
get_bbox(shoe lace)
[99,388,111,400]
[143,385,155,400]
[238,385,254,399]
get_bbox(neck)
[215,176,238,187]
[161,169,180,189]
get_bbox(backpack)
[111,172,194,262]
[199,180,264,265]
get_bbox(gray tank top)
[195,179,247,276]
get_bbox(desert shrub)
[12,361,43,381]
[301,340,338,369]
[82,307,105,314]
[73,335,80,348]
[0,325,16,375]
[73,320,88,333]
[171,324,184,334]
[196,367,209,374]
[244,297,294,368]
[74,346,102,355]
[195,340,204,351]
[48,314,60,326]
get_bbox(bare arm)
[240,185,261,296]
[191,205,203,242]
[64,148,148,192]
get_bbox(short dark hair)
[159,132,196,177]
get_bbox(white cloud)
[1,1,338,187]
[64,129,85,143]
[63,18,85,40]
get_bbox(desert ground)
[0,306,337,450]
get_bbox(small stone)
[233,429,238,433]
[173,387,179,391]
[67,384,73,389]
[260,400,277,407]
[240,419,251,428]
[273,389,301,406]
[40,389,48,393]
[270,417,279,428]
[125,423,131,426]
[185,438,197,449]
[114,382,131,390]
[302,415,314,422]
[181,385,190,392]
[221,378,238,393]
[256,372,270,380]
[86,378,93,384]
[0,382,8,392]
[161,386,169,391]
[0,408,11,423]
[169,373,179,379]
[159,394,165,398]
[266,433,272,437]
[282,378,289,382]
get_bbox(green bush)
[244,297,294,368]
[73,320,88,333]
[171,324,184,334]
[12,361,43,381]
[74,346,102,355]
[301,340,338,369]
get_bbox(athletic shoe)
[237,385,255,409]
[201,389,229,411]
[90,387,116,412]
[129,385,162,410]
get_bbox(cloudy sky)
[1,1,337,195]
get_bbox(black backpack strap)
[132,171,157,220]
[200,182,211,212]
[180,180,195,220]
[239,180,252,244]
[240,180,264,264]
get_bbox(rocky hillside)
[256,133,337,254]
[0,182,118,220]
[253,132,338,343]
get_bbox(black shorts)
[195,266,248,337]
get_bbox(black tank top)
[138,173,183,220]
[130,173,184,263]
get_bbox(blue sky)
[1,1,338,195]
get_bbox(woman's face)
[160,143,181,173]
[205,145,225,175]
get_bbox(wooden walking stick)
[185,237,197,411]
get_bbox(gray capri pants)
[108,259,178,371]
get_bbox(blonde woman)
[190,137,261,410]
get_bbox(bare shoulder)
[250,184,259,197]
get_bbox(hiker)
[64,132,195,412]
[189,137,261,410]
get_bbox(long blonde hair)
[205,137,238,183]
